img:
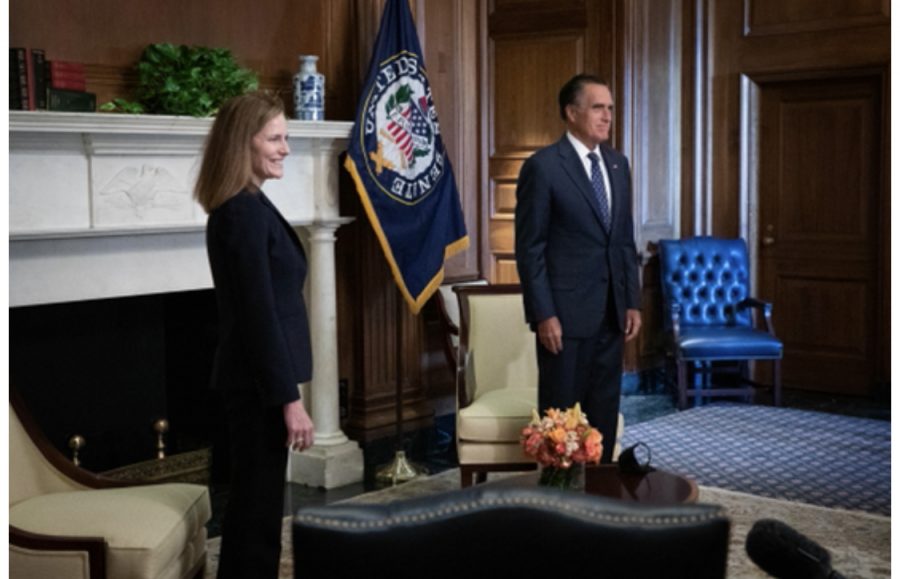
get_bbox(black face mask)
[618,442,655,475]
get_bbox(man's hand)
[284,400,315,452]
[538,316,563,354]
[624,309,642,342]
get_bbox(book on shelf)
[9,49,22,110]
[47,60,86,75]
[31,49,47,110]
[48,88,96,112]
[11,52,93,111]
[49,77,87,91]
[23,48,36,110]
[10,47,30,110]
[46,60,88,90]
[48,68,87,82]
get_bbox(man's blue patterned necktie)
[588,152,611,231]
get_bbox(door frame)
[739,66,889,392]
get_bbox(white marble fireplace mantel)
[10,111,352,304]
[10,110,363,488]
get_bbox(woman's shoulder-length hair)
[194,91,285,213]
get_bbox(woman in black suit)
[194,91,314,579]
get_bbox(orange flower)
[548,427,567,444]
[520,405,605,468]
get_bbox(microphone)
[745,519,846,579]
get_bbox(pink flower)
[523,432,544,455]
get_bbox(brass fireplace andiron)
[68,434,85,466]
[154,418,169,459]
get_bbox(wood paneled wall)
[421,0,481,280]
[692,0,889,395]
[480,0,619,283]
[9,0,361,119]
[11,0,891,443]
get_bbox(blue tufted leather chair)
[658,237,782,410]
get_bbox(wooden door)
[480,0,615,283]
[757,73,884,395]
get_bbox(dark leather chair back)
[293,485,729,578]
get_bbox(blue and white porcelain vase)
[294,55,325,121]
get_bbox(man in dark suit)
[515,74,641,463]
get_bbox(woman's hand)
[284,400,315,452]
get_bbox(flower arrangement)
[520,403,602,489]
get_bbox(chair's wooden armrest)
[457,350,476,409]
[669,302,682,338]
[738,297,776,334]
[434,291,459,336]
[10,525,107,579]
[456,365,469,409]
[738,297,772,313]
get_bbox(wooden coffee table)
[486,465,698,505]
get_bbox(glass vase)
[293,55,325,120]
[538,462,585,492]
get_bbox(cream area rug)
[205,469,890,578]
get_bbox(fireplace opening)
[10,289,229,482]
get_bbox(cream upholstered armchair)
[454,284,538,487]
[453,284,624,488]
[9,391,211,579]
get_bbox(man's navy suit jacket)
[206,189,312,407]
[515,135,641,338]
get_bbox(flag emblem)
[361,52,443,205]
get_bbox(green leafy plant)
[100,43,258,116]
[101,98,145,114]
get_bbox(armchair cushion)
[457,387,537,442]
[678,327,783,360]
[456,441,532,465]
[10,483,210,579]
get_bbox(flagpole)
[375,289,427,486]
[346,0,468,486]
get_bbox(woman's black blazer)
[205,189,312,407]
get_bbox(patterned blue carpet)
[620,403,891,515]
